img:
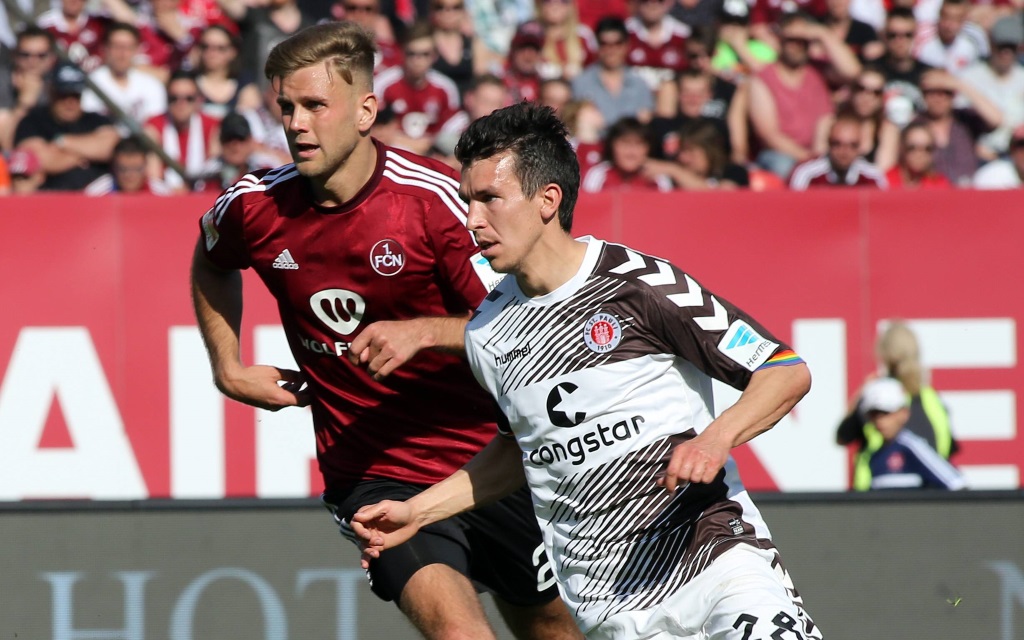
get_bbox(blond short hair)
[264,22,376,89]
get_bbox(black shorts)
[322,479,559,607]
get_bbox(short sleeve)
[198,181,253,270]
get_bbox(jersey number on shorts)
[531,543,556,591]
[732,612,805,640]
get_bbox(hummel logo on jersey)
[727,325,759,349]
[273,249,299,270]
[718,320,779,372]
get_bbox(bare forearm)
[414,314,471,354]
[190,241,244,384]
[408,435,526,527]
[709,363,811,448]
[62,128,119,162]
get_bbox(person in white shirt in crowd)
[973,124,1024,188]
[913,0,989,73]
[957,12,1024,162]
[82,22,167,131]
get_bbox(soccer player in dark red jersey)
[190,21,581,640]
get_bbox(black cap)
[52,61,87,95]
[219,112,252,142]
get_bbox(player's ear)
[358,91,378,133]
[539,182,562,223]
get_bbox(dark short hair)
[886,6,916,22]
[455,102,580,232]
[594,17,628,41]
[104,21,140,44]
[113,136,148,157]
[16,25,55,49]
[167,69,198,89]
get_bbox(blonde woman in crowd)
[533,0,596,80]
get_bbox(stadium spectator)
[824,0,884,60]
[466,0,535,58]
[749,0,829,50]
[913,0,989,73]
[37,0,108,73]
[375,21,461,154]
[749,13,854,178]
[813,67,899,170]
[581,116,674,192]
[876,7,933,116]
[958,13,1024,162]
[651,67,747,165]
[191,23,580,640]
[239,79,291,165]
[789,113,888,188]
[625,0,692,90]
[852,377,966,491]
[353,101,822,640]
[81,23,167,127]
[671,0,726,29]
[533,0,596,80]
[205,111,278,189]
[133,0,206,81]
[884,121,951,188]
[7,147,45,192]
[561,98,605,175]
[329,0,404,73]
[973,124,1024,188]
[711,2,778,79]
[83,135,171,195]
[537,76,573,116]
[503,22,545,102]
[429,0,498,95]
[13,61,119,191]
[653,117,750,189]
[0,27,57,151]
[219,0,318,91]
[192,25,262,120]
[144,70,221,192]
[572,17,654,125]
[837,321,959,464]
[433,73,511,163]
[910,67,1001,186]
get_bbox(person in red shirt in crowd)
[432,73,512,165]
[144,70,221,191]
[789,113,888,188]
[577,0,629,27]
[749,12,861,179]
[191,21,580,640]
[84,135,172,195]
[561,98,606,176]
[884,121,951,188]
[581,116,674,192]
[625,0,692,90]
[37,0,109,72]
[375,20,461,155]
[135,0,206,81]
[504,22,545,103]
[532,0,597,80]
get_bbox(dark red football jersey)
[199,140,504,491]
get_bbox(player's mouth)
[478,240,497,257]
[295,142,319,159]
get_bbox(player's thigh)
[461,485,562,608]
[398,562,496,639]
[323,480,475,602]
[699,545,822,640]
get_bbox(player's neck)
[313,138,377,207]
[516,233,587,298]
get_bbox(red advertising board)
[1,190,1020,498]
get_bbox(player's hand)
[659,433,730,493]
[217,365,312,411]
[348,319,428,380]
[350,500,421,569]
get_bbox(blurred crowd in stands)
[0,0,1022,195]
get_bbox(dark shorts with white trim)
[322,479,560,607]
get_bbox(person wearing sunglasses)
[883,122,950,188]
[876,7,932,110]
[811,67,899,170]
[571,17,654,126]
[789,113,887,188]
[143,69,221,191]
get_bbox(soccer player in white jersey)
[353,101,823,640]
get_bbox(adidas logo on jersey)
[273,249,299,270]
